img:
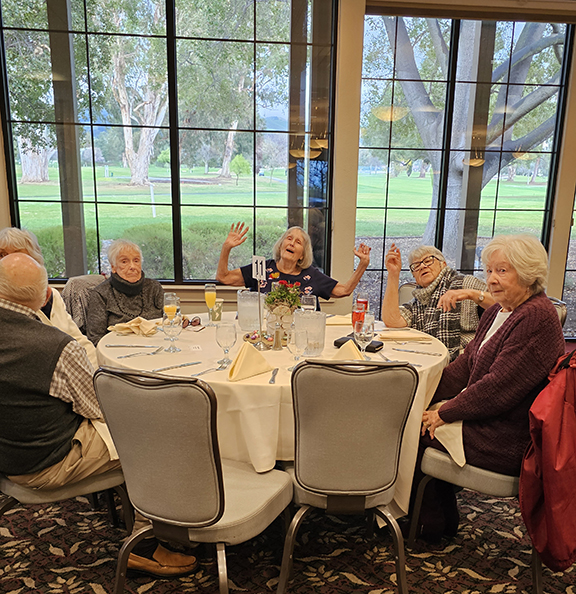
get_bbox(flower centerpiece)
[264,280,301,335]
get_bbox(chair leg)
[408,474,433,548]
[376,507,408,594]
[113,483,134,534]
[105,489,120,527]
[114,525,153,594]
[277,505,313,594]
[0,496,18,517]
[216,542,229,594]
[531,546,543,594]
[366,509,375,539]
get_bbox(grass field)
[15,164,550,240]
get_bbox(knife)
[392,348,444,357]
[105,344,159,348]
[269,368,279,384]
[152,361,202,372]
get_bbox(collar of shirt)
[0,297,39,319]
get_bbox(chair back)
[93,366,224,528]
[398,281,417,305]
[291,360,418,498]
[61,274,105,334]
[548,296,567,327]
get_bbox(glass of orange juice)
[204,283,217,326]
[164,292,179,320]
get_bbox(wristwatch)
[478,291,485,303]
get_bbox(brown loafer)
[127,544,198,577]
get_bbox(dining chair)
[398,281,417,305]
[0,468,132,533]
[61,274,105,334]
[277,359,419,594]
[93,366,293,594]
[408,448,543,593]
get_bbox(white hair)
[0,227,44,265]
[107,239,142,268]
[408,245,446,265]
[0,254,48,309]
[481,234,549,295]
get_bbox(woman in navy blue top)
[216,223,371,304]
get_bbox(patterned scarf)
[411,267,465,361]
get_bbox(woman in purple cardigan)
[412,234,565,543]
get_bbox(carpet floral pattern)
[0,489,573,593]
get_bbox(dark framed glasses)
[182,316,201,329]
[409,255,440,273]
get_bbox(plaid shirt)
[0,298,101,419]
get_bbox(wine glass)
[204,283,217,326]
[163,313,183,353]
[287,326,307,369]
[163,293,180,340]
[215,322,237,367]
[354,312,374,360]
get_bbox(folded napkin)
[108,316,158,336]
[228,342,274,382]
[326,314,353,325]
[332,338,364,360]
[377,329,432,342]
[428,401,466,467]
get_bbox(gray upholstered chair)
[398,281,417,305]
[61,274,105,334]
[0,469,132,532]
[93,366,293,594]
[408,448,543,593]
[548,296,567,327]
[277,359,419,594]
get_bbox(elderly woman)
[0,227,98,368]
[86,240,163,346]
[382,243,495,361]
[411,234,565,543]
[216,222,371,304]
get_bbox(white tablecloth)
[97,312,449,517]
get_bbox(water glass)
[216,322,237,367]
[163,313,183,353]
[354,312,374,360]
[300,294,316,312]
[294,309,326,356]
[287,326,307,366]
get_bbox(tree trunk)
[18,136,50,183]
[220,121,238,178]
[530,156,541,184]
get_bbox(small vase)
[265,303,295,337]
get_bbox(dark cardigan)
[432,292,565,475]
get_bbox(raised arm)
[215,222,249,286]
[330,243,371,298]
[381,243,408,327]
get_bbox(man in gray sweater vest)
[0,253,198,578]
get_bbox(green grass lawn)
[14,165,550,241]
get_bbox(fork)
[117,346,164,359]
[191,363,227,377]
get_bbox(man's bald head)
[0,253,48,310]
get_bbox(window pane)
[175,0,253,40]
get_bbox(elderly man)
[0,253,197,578]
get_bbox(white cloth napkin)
[332,338,364,360]
[228,342,274,382]
[108,316,158,336]
[429,401,466,467]
[326,314,353,325]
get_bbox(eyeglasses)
[409,255,440,273]
[182,316,201,329]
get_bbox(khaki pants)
[9,419,148,532]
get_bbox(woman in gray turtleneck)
[86,239,163,346]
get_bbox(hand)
[354,243,371,267]
[385,243,402,276]
[421,409,445,440]
[223,222,249,250]
[436,289,471,312]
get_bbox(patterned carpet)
[0,488,574,594]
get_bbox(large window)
[1,0,335,281]
[356,14,571,317]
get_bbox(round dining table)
[97,311,449,518]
